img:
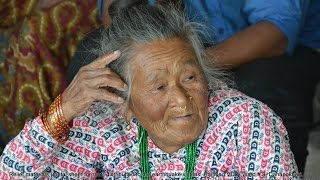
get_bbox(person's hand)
[61,51,127,123]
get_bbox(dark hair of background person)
[109,0,148,18]
[108,0,184,16]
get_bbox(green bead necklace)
[138,126,197,180]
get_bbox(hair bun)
[109,0,149,17]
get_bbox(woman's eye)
[185,75,194,81]
[156,85,164,91]
[151,83,166,93]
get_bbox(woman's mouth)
[174,114,194,122]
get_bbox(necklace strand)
[138,126,196,180]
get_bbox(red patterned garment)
[0,0,99,150]
[0,87,300,179]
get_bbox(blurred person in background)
[0,0,99,153]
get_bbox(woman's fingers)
[87,50,121,69]
[91,88,124,104]
[61,51,127,122]
[87,74,127,90]
[78,67,127,91]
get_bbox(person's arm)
[205,0,309,69]
[206,21,288,69]
[0,51,127,177]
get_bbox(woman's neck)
[148,134,186,154]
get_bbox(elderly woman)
[0,4,299,180]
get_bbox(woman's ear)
[118,98,134,121]
[125,107,134,121]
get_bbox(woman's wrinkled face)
[128,38,208,152]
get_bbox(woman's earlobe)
[125,107,134,121]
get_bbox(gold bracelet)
[40,110,59,141]
[57,94,71,129]
[40,94,70,143]
[55,94,71,131]
[50,101,64,135]
[50,95,70,134]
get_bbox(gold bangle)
[41,110,58,140]
[40,94,70,143]
[55,95,70,131]
[57,95,71,129]
[50,95,69,134]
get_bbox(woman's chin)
[168,120,204,141]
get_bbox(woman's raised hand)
[61,51,127,122]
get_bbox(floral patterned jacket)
[0,87,300,179]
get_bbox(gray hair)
[93,4,225,112]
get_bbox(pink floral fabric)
[0,87,300,179]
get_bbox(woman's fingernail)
[118,97,124,103]
[114,50,121,55]
[123,84,128,90]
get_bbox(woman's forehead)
[130,38,198,69]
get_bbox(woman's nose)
[169,85,190,107]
